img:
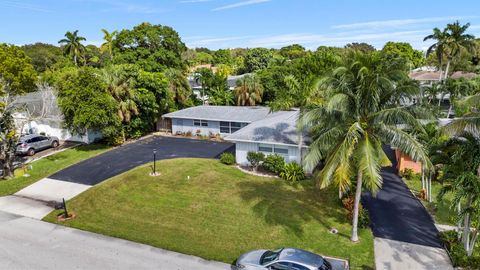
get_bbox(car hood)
[237,249,268,265]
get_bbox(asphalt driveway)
[362,146,443,248]
[50,136,234,185]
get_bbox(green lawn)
[404,178,455,225]
[0,144,111,196]
[45,158,374,269]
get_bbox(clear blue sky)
[1,0,480,50]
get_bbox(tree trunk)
[74,54,78,67]
[457,202,462,240]
[447,104,453,119]
[351,170,363,242]
[444,59,451,81]
[468,229,478,256]
[463,212,471,253]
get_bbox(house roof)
[409,70,477,81]
[162,105,271,123]
[188,73,250,89]
[224,109,309,147]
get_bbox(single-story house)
[187,73,250,101]
[162,105,308,165]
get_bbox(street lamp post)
[153,149,157,175]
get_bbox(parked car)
[16,134,60,156]
[235,248,349,270]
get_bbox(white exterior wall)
[20,120,102,144]
[171,118,222,136]
[235,141,303,164]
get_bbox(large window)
[193,119,208,127]
[220,121,247,134]
[258,144,289,157]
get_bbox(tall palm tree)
[234,75,263,106]
[301,51,432,242]
[99,66,138,123]
[58,30,86,66]
[100,29,118,60]
[443,92,480,136]
[424,28,449,81]
[443,21,476,80]
[270,75,322,165]
[165,68,192,109]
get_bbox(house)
[161,106,308,165]
[12,90,102,144]
[187,73,250,101]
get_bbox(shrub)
[220,152,235,165]
[185,131,193,137]
[247,151,264,171]
[440,230,480,268]
[342,197,370,228]
[400,168,415,180]
[280,162,305,182]
[262,154,285,175]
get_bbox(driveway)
[50,136,234,185]
[0,211,231,270]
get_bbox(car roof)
[278,248,323,267]
[19,134,43,141]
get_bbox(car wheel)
[27,148,35,156]
[51,141,59,148]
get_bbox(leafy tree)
[256,64,294,103]
[243,48,274,73]
[0,44,37,93]
[84,45,102,67]
[21,43,64,73]
[443,21,476,79]
[113,22,187,72]
[213,49,233,66]
[234,75,263,106]
[165,68,193,109]
[301,51,431,242]
[381,42,425,68]
[279,44,307,60]
[345,42,376,53]
[208,73,234,105]
[100,29,118,60]
[58,30,86,66]
[55,67,121,140]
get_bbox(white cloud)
[0,0,52,12]
[212,0,270,11]
[332,16,477,30]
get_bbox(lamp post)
[153,149,157,175]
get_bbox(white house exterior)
[162,106,309,166]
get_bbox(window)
[219,121,247,134]
[258,144,273,153]
[291,263,309,270]
[193,119,208,127]
[269,262,290,270]
[259,144,289,157]
[274,147,288,155]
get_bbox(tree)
[424,27,449,81]
[212,49,233,66]
[55,67,120,139]
[0,44,37,93]
[234,75,263,106]
[443,21,476,80]
[243,48,274,73]
[208,73,234,105]
[165,68,193,109]
[279,44,307,60]
[345,42,376,53]
[58,30,86,66]
[381,42,425,68]
[301,51,431,242]
[100,29,118,60]
[21,43,65,73]
[113,22,187,72]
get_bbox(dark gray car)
[16,134,59,156]
[235,248,349,270]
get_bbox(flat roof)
[162,105,271,123]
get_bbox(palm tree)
[99,66,138,123]
[234,75,263,106]
[424,28,449,81]
[165,68,192,109]
[301,51,432,242]
[270,75,322,165]
[58,30,86,66]
[443,21,476,80]
[194,68,214,105]
[100,29,118,60]
[443,92,480,136]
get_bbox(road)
[0,211,231,270]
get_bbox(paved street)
[50,136,234,185]
[0,211,231,270]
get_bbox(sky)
[1,0,480,51]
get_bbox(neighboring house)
[187,73,250,101]
[162,106,309,166]
[409,68,477,87]
[12,90,102,144]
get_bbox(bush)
[280,162,305,182]
[400,168,415,180]
[262,154,285,175]
[341,197,370,228]
[220,152,235,165]
[440,230,480,269]
[247,151,264,171]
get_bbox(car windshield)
[260,249,282,265]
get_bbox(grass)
[0,144,111,196]
[403,177,456,226]
[45,158,374,269]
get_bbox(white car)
[235,248,349,270]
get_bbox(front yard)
[45,158,374,269]
[0,144,111,196]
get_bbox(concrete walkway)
[0,178,91,219]
[0,211,231,270]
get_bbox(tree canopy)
[0,43,37,94]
